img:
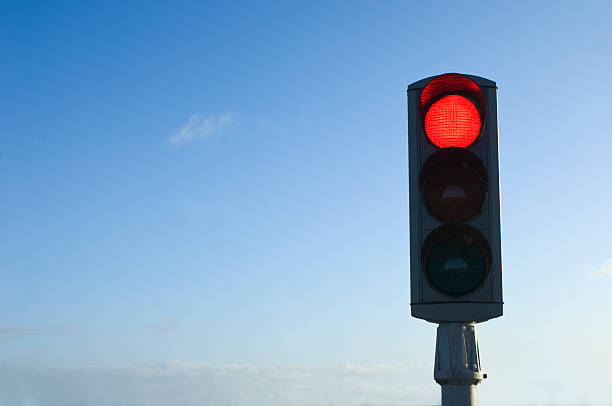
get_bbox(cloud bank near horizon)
[0,361,437,406]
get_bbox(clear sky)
[1,1,612,405]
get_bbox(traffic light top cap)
[419,74,484,112]
[407,73,496,92]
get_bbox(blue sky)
[1,1,612,405]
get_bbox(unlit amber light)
[424,95,481,148]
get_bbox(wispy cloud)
[168,113,232,145]
[0,361,436,406]
[0,326,71,339]
[588,258,612,279]
[144,319,179,333]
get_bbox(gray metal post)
[434,323,486,406]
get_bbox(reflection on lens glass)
[422,225,491,296]
[420,148,488,222]
[444,257,469,272]
[442,185,466,199]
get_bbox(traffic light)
[407,73,502,323]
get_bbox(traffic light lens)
[424,95,481,148]
[422,225,491,296]
[420,148,488,222]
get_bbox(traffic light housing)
[407,73,502,323]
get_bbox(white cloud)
[0,361,437,406]
[588,258,612,279]
[168,113,232,145]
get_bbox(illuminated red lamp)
[420,74,487,148]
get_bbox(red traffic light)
[425,95,481,148]
[420,74,487,148]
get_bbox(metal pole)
[434,323,486,406]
